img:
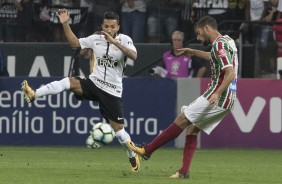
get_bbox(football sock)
[115,128,136,158]
[145,122,183,155]
[35,77,70,98]
[179,135,197,174]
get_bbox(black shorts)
[75,77,124,124]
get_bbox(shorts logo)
[117,117,123,120]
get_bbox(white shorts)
[181,96,230,135]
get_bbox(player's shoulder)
[212,36,229,48]
[163,50,171,57]
[215,35,233,44]
[79,34,101,42]
[89,34,103,40]
[117,33,133,42]
[117,33,131,39]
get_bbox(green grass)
[0,146,282,184]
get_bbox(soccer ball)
[86,135,102,149]
[91,122,115,146]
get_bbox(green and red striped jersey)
[203,35,238,109]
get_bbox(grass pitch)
[0,146,282,184]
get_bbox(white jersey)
[79,34,136,97]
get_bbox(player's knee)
[186,125,200,135]
[69,77,79,87]
[174,114,189,128]
[69,77,82,93]
[109,121,124,132]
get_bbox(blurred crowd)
[1,0,281,44]
[1,0,282,78]
[0,0,249,43]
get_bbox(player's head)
[171,31,184,49]
[102,11,120,37]
[194,16,218,46]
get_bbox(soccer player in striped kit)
[127,15,238,178]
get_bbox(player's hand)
[127,0,134,8]
[56,8,70,24]
[101,31,116,44]
[177,48,194,57]
[208,93,220,108]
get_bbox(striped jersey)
[203,35,238,109]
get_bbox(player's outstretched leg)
[21,80,36,102]
[21,77,71,103]
[115,128,140,172]
[127,141,151,160]
[127,122,184,160]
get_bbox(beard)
[202,40,209,46]
[201,34,210,46]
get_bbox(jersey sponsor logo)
[217,48,227,58]
[97,54,118,68]
[229,79,237,92]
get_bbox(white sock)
[35,77,70,98]
[115,128,136,158]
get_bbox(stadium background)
[0,43,281,149]
[1,1,282,183]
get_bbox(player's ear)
[205,25,210,32]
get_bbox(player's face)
[195,26,210,46]
[102,19,120,37]
[172,34,184,49]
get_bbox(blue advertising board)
[0,77,176,146]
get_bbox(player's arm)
[112,41,137,60]
[215,66,235,95]
[208,66,236,107]
[178,48,210,61]
[101,31,137,60]
[56,9,80,48]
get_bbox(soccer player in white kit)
[127,15,238,178]
[21,9,140,172]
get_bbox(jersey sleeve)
[122,35,137,52]
[213,41,233,69]
[79,35,98,49]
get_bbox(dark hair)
[195,16,218,30]
[103,11,120,24]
